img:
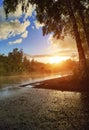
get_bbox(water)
[0,72,71,88]
[0,73,89,129]
[0,72,71,98]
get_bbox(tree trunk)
[66,0,87,70]
[75,0,89,49]
[79,11,89,49]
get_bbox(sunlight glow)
[49,56,69,64]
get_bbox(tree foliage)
[3,0,89,76]
[3,0,89,40]
[0,48,52,76]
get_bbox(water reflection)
[0,72,71,99]
[0,86,18,98]
[0,85,31,99]
[0,72,70,88]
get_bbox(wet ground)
[0,87,89,130]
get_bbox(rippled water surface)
[0,73,69,87]
[0,72,72,99]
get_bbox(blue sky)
[0,1,77,63]
[0,2,50,55]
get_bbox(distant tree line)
[3,0,89,79]
[0,48,78,76]
[0,48,51,76]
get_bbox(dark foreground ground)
[0,76,89,130]
[32,76,89,92]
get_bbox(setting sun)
[49,56,68,64]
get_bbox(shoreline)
[30,75,89,92]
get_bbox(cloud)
[24,3,36,20]
[6,2,35,19]
[47,34,77,56]
[0,4,22,21]
[34,20,44,29]
[47,34,61,53]
[0,1,35,21]
[0,20,30,40]
[8,3,22,18]
[21,30,28,38]
[48,34,77,50]
[9,38,22,45]
[48,43,60,54]
[0,3,34,44]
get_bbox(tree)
[3,0,89,73]
[23,56,31,72]
[71,0,89,49]
[8,48,23,73]
[29,0,87,71]
[3,0,29,18]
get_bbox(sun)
[49,56,69,64]
[49,56,60,64]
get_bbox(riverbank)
[0,87,89,130]
[0,75,89,129]
[31,76,89,92]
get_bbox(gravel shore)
[0,86,89,130]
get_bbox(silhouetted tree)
[8,48,23,73]
[29,0,87,75]
[23,56,31,72]
[72,0,89,48]
[3,0,89,75]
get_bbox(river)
[0,72,71,99]
[0,72,89,129]
[0,72,71,88]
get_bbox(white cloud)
[47,34,77,55]
[21,30,28,38]
[48,34,77,50]
[34,20,44,29]
[7,3,35,19]
[48,34,55,44]
[24,4,36,20]
[9,38,22,45]
[0,20,30,40]
[0,4,22,21]
[47,34,60,53]
[0,3,34,43]
[9,3,22,18]
[0,2,35,44]
[0,2,35,22]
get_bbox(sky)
[0,1,78,63]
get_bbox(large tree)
[33,0,87,68]
[71,0,89,49]
[65,0,86,67]
[3,0,89,72]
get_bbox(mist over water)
[0,72,71,88]
[0,72,71,99]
